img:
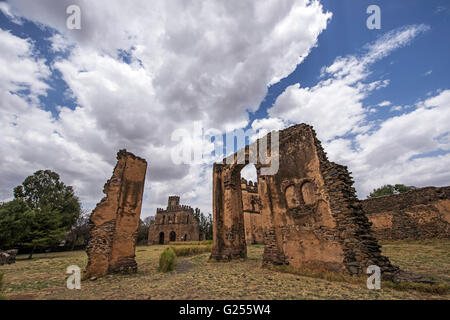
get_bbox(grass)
[169,240,212,246]
[0,239,448,300]
[170,244,212,257]
[0,272,5,300]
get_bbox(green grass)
[169,240,212,246]
[0,240,448,300]
[170,244,212,257]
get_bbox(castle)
[147,196,201,244]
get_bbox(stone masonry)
[241,178,264,244]
[85,150,147,278]
[362,186,450,240]
[211,124,406,281]
[147,196,201,244]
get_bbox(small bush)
[159,248,176,273]
[169,240,212,246]
[170,244,212,257]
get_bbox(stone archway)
[210,124,400,279]
[170,231,176,242]
[159,232,165,244]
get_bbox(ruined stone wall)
[241,178,263,244]
[85,150,147,277]
[361,187,450,240]
[211,124,403,280]
[147,197,200,244]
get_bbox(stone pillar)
[85,149,147,278]
[211,163,247,260]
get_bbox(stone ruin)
[85,149,147,278]
[147,196,201,244]
[362,186,450,240]
[211,123,408,281]
[0,249,18,266]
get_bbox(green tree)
[193,208,213,240]
[136,219,150,245]
[22,205,67,259]
[0,199,33,248]
[65,211,90,250]
[14,170,81,229]
[368,184,416,198]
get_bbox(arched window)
[285,184,301,208]
[301,181,317,205]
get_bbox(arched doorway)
[159,232,164,244]
[183,234,187,241]
[169,231,176,242]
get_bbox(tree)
[22,205,67,259]
[368,184,416,199]
[65,211,90,250]
[136,219,150,245]
[0,199,33,249]
[1,170,83,258]
[193,208,213,240]
[14,170,81,229]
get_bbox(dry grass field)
[0,240,449,300]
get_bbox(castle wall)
[361,187,450,240]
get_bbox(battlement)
[156,196,195,213]
[240,178,258,193]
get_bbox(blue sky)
[0,1,449,217]
[254,0,450,124]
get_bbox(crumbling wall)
[211,124,402,280]
[85,150,147,277]
[147,196,200,244]
[362,187,450,240]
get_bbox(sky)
[0,0,449,218]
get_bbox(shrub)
[170,244,212,257]
[159,248,176,273]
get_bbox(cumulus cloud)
[327,90,450,197]
[1,0,332,216]
[253,24,450,198]
[267,24,429,142]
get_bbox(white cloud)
[1,0,332,217]
[325,89,450,198]
[267,24,429,142]
[255,24,450,198]
[377,100,391,107]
